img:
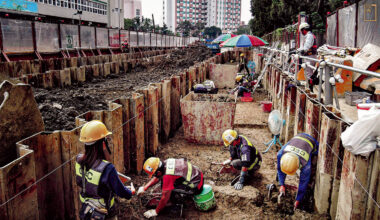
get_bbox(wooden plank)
[151,83,163,144]
[137,88,149,155]
[365,149,380,220]
[130,93,145,174]
[314,112,342,215]
[112,98,131,172]
[180,72,186,97]
[305,99,322,141]
[170,76,181,136]
[294,88,307,135]
[92,64,100,77]
[148,86,159,155]
[77,66,86,82]
[284,85,297,143]
[0,147,38,220]
[161,80,171,143]
[103,63,111,77]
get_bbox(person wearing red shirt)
[137,157,204,218]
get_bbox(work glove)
[279,185,285,195]
[144,209,158,218]
[137,186,145,196]
[294,200,300,211]
[234,171,247,190]
[223,159,231,166]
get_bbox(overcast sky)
[141,0,252,26]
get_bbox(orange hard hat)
[280,152,299,175]
[79,120,112,144]
[143,157,161,178]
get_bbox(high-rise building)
[124,0,142,19]
[163,0,241,33]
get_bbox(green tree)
[161,23,169,34]
[204,26,222,39]
[176,20,194,37]
[235,25,251,35]
[124,18,135,30]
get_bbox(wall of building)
[108,0,124,28]
[124,0,142,19]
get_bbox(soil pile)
[33,45,212,131]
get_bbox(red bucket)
[243,92,251,97]
[261,101,272,113]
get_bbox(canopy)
[212,34,236,43]
[221,34,269,47]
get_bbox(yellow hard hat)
[79,120,112,143]
[222,129,238,147]
[280,153,299,175]
[236,75,243,83]
[143,157,161,178]
[240,53,245,57]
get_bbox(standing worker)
[277,133,319,210]
[297,22,318,85]
[222,129,262,190]
[76,120,133,220]
[137,157,204,218]
[238,53,250,75]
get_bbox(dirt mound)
[33,45,212,131]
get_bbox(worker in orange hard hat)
[76,120,133,220]
[238,52,250,75]
[277,133,319,210]
[137,157,204,218]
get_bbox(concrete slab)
[234,102,268,127]
[209,63,238,89]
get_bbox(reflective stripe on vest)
[284,145,310,162]
[166,159,195,188]
[240,135,260,170]
[79,194,115,207]
[293,136,314,150]
[247,157,261,170]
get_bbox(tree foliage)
[234,25,251,35]
[124,17,173,35]
[176,20,194,37]
[249,0,350,36]
[204,26,222,39]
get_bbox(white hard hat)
[299,23,310,31]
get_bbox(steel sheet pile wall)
[263,53,380,220]
[0,51,231,219]
[1,18,33,53]
[80,26,96,49]
[60,24,80,49]
[35,22,59,52]
[96,28,109,48]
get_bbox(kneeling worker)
[137,157,204,218]
[222,129,262,190]
[277,133,319,210]
[76,120,133,220]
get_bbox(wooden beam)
[130,93,145,174]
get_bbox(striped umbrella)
[212,34,237,43]
[220,34,269,47]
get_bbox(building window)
[136,9,141,17]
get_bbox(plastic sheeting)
[338,4,356,47]
[96,28,108,48]
[60,24,79,49]
[138,32,144,46]
[1,18,33,53]
[358,0,380,47]
[109,29,120,47]
[144,32,151,47]
[130,31,137,46]
[151,33,157,47]
[326,13,337,46]
[35,22,59,53]
[120,30,128,46]
[157,34,162,47]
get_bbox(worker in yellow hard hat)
[76,120,133,220]
[238,52,250,74]
[277,133,319,210]
[138,157,204,218]
[221,129,262,190]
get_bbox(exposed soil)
[33,45,212,131]
[193,94,235,102]
[116,101,329,220]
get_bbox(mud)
[33,46,212,131]
[117,119,328,219]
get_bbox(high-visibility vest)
[238,135,262,170]
[75,156,115,209]
[164,158,202,189]
[283,133,317,167]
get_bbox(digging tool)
[210,162,239,175]
[230,174,241,186]
[117,172,131,184]
[266,184,276,200]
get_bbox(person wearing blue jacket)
[76,120,133,220]
[277,133,319,210]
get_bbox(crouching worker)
[138,157,204,218]
[222,129,262,190]
[76,120,133,220]
[277,133,319,210]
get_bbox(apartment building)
[124,0,142,19]
[163,0,241,33]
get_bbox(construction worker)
[222,129,262,190]
[138,157,204,218]
[297,22,318,84]
[277,133,319,210]
[230,75,250,97]
[76,120,133,220]
[238,53,250,75]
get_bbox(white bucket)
[356,103,380,119]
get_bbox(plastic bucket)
[193,184,216,211]
[243,92,251,97]
[356,103,380,119]
[261,101,272,113]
